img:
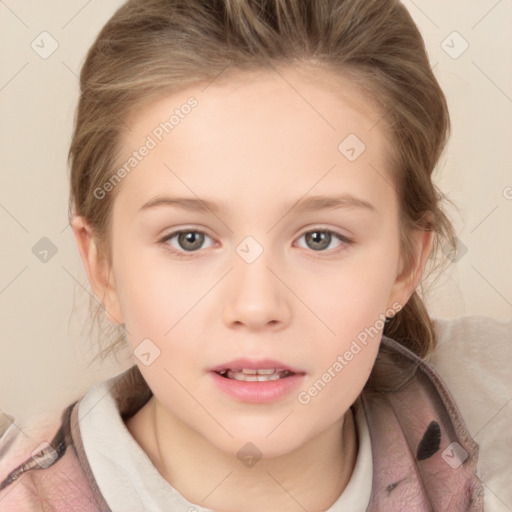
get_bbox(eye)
[296,229,352,253]
[159,229,215,256]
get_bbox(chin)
[210,427,308,462]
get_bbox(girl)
[0,0,506,510]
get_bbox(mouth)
[210,362,305,403]
[209,358,305,402]
[215,368,296,382]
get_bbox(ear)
[387,228,434,311]
[71,215,124,325]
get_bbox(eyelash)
[157,228,354,259]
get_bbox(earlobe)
[71,215,124,325]
[388,228,434,310]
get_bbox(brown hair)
[68,0,456,372]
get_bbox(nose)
[222,249,292,331]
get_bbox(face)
[87,64,416,458]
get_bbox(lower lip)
[209,372,305,403]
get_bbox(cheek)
[296,340,378,429]
[114,251,209,342]
[297,278,388,417]
[306,252,399,337]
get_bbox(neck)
[126,397,358,512]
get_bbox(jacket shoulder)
[0,404,109,511]
[0,408,60,485]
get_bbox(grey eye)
[297,230,344,251]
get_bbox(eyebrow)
[139,194,377,216]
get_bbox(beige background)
[0,1,511,423]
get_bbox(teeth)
[231,372,281,381]
[221,369,292,381]
[255,369,276,375]
[240,368,282,375]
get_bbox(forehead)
[113,64,396,214]
[122,62,392,147]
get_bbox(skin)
[72,63,432,512]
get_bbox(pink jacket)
[0,336,484,511]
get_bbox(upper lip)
[210,358,304,374]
